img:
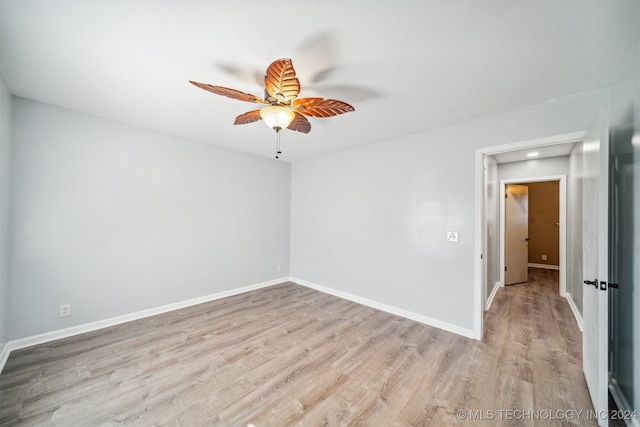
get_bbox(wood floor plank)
[0,271,596,426]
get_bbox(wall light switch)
[446,232,459,242]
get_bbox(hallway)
[482,267,596,425]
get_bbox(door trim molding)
[474,131,586,340]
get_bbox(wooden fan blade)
[234,110,262,125]
[189,81,264,104]
[287,112,311,134]
[292,97,355,118]
[264,59,300,102]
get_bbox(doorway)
[473,131,585,340]
[500,177,566,294]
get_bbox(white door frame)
[500,176,566,294]
[474,131,586,340]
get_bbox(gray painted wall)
[1,88,609,341]
[0,75,11,348]
[8,99,291,339]
[291,90,604,333]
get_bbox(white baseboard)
[0,342,10,376]
[486,281,502,311]
[609,377,640,427]
[528,263,560,270]
[2,275,477,374]
[564,292,583,331]
[291,277,475,339]
[0,277,290,374]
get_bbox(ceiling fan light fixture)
[259,106,295,131]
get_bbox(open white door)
[582,111,609,425]
[505,184,529,285]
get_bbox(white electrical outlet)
[446,231,459,242]
[59,304,71,318]
[276,264,281,272]
[542,254,547,261]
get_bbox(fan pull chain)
[275,129,282,159]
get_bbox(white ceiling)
[1,1,638,162]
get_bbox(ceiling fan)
[189,58,355,158]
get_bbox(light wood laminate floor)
[0,268,595,426]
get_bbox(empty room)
[1,1,639,426]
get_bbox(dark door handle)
[609,282,619,289]
[583,279,598,288]
[525,237,529,242]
